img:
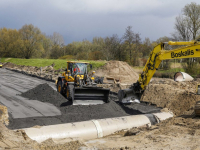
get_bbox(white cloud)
[49,0,197,17]
[50,0,164,14]
[0,0,200,43]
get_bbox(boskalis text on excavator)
[118,40,200,103]
[56,61,110,105]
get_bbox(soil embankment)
[94,60,139,84]
[141,78,199,116]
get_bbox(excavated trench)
[8,83,161,129]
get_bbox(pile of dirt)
[0,122,37,149]
[94,61,139,84]
[2,62,16,68]
[20,83,66,107]
[141,78,200,116]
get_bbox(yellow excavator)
[118,40,200,103]
[57,61,110,105]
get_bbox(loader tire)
[66,85,74,101]
[57,81,63,95]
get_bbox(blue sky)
[0,0,199,44]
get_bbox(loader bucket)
[73,87,110,105]
[118,88,140,104]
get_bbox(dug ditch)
[8,83,161,129]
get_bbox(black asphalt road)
[0,69,61,119]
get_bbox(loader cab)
[67,61,89,76]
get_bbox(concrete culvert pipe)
[20,112,173,143]
[174,72,193,82]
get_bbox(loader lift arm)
[118,40,200,103]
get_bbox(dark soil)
[8,83,161,129]
[20,83,66,107]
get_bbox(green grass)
[0,58,106,70]
[133,65,185,79]
[0,58,7,62]
[157,68,185,73]
[133,66,185,74]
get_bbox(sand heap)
[94,61,139,84]
[141,78,200,116]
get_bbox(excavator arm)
[118,40,200,103]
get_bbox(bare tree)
[50,32,64,47]
[183,2,200,40]
[174,15,191,41]
[173,2,200,41]
[109,34,124,61]
[103,37,112,61]
[123,26,135,63]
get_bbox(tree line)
[1,2,200,68]
[0,24,155,66]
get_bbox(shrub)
[182,60,200,77]
[59,55,74,59]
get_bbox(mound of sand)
[141,78,200,116]
[94,61,139,84]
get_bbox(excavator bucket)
[73,87,110,105]
[118,88,140,104]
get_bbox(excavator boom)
[118,40,200,103]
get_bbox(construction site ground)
[1,61,200,149]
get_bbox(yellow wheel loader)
[57,61,110,105]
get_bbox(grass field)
[133,66,184,74]
[0,58,106,70]
[133,63,185,79]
